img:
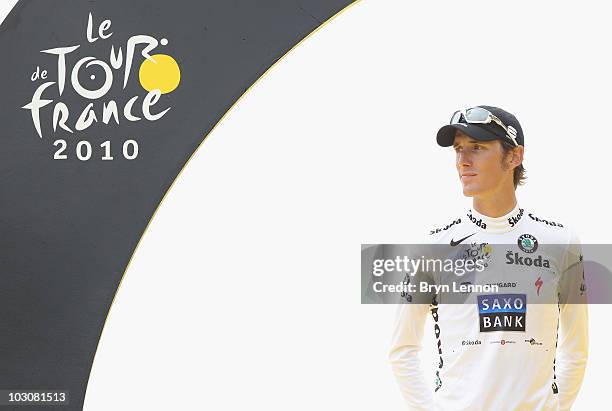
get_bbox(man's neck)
[472,188,517,218]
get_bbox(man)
[388,106,588,410]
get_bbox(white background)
[2,0,610,409]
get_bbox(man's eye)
[473,145,481,150]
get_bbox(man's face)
[453,130,513,197]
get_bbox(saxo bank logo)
[22,13,181,161]
[477,294,527,332]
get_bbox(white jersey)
[389,204,588,411]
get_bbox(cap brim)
[436,124,501,147]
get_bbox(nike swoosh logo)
[450,233,476,246]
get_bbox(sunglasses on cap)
[450,107,519,147]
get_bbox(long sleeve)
[556,232,589,411]
[388,303,434,410]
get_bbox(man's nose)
[457,151,472,166]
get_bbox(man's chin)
[461,185,479,197]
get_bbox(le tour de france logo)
[21,12,181,161]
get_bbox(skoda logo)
[518,234,538,253]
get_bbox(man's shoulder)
[521,209,575,243]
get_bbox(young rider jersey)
[389,203,588,411]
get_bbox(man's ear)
[501,143,524,170]
[511,145,525,167]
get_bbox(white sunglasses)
[451,107,519,147]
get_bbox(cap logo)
[506,125,519,145]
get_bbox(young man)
[389,106,588,410]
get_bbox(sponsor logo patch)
[458,242,492,268]
[535,277,543,296]
[450,232,476,246]
[477,294,526,332]
[508,208,524,227]
[467,211,487,229]
[400,273,413,302]
[485,282,518,288]
[505,251,550,268]
[528,213,564,228]
[518,234,538,253]
[431,297,443,392]
[490,339,516,345]
[430,218,461,235]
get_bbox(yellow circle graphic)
[139,54,181,94]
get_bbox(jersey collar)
[466,203,524,234]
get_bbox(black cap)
[436,105,524,147]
